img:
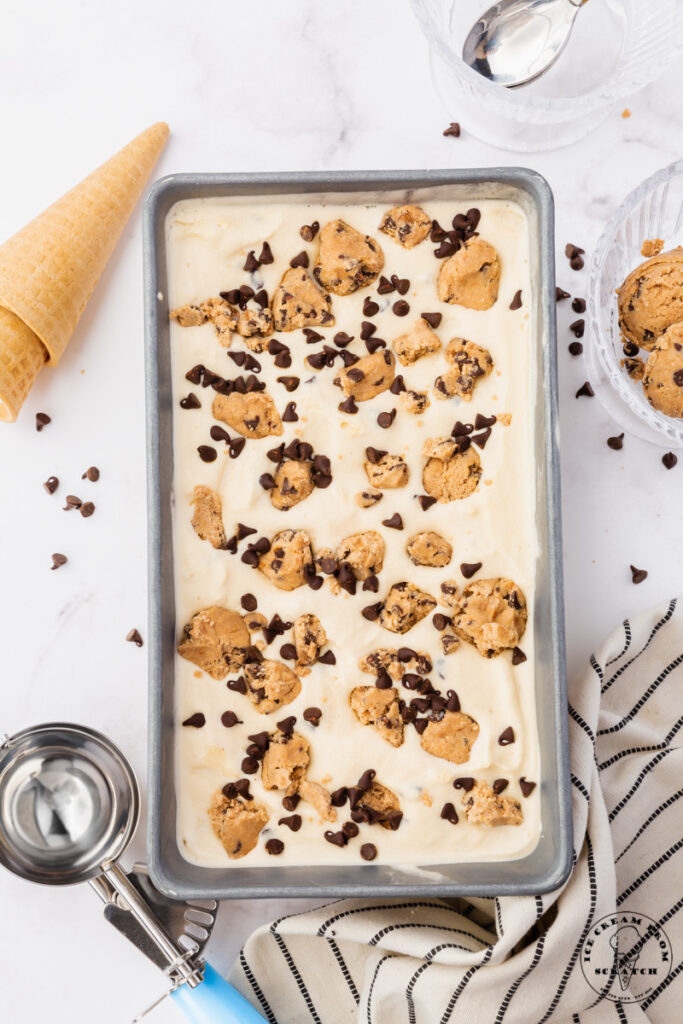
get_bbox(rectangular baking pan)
[144,169,572,899]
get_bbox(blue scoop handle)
[170,962,268,1023]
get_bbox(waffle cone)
[0,121,169,421]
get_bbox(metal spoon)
[463,0,584,88]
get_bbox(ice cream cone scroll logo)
[0,122,169,422]
[581,912,672,1003]
[609,925,642,991]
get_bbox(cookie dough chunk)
[335,349,395,402]
[271,460,315,510]
[244,659,301,713]
[354,780,402,830]
[379,205,432,249]
[643,321,683,418]
[261,730,310,794]
[406,531,452,567]
[360,647,432,680]
[259,529,313,591]
[190,485,227,549]
[178,606,249,679]
[437,237,501,310]
[434,338,494,401]
[349,686,404,747]
[641,238,664,259]
[400,388,430,415]
[461,781,523,827]
[392,319,442,366]
[618,248,683,349]
[170,303,209,328]
[298,779,337,822]
[452,578,527,657]
[379,582,437,634]
[200,297,236,345]
[271,267,334,332]
[420,710,479,764]
[212,390,283,439]
[293,613,327,668]
[336,531,385,580]
[622,356,645,381]
[232,306,275,347]
[356,487,384,508]
[364,452,409,489]
[422,438,482,502]
[208,789,269,859]
[315,218,384,295]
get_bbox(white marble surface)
[1,2,682,1021]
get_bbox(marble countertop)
[1,1,681,1020]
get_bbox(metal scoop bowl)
[0,723,267,1023]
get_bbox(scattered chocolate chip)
[572,298,586,314]
[453,777,475,791]
[511,647,527,666]
[290,250,309,269]
[509,290,523,310]
[434,240,457,259]
[365,336,386,354]
[35,412,51,431]
[43,476,59,495]
[244,250,259,272]
[630,565,648,584]
[377,410,396,429]
[443,122,461,138]
[471,428,491,449]
[241,756,260,774]
[418,313,441,331]
[221,710,242,727]
[363,574,379,593]
[565,243,585,260]
[498,726,515,746]
[266,838,284,855]
[377,275,395,295]
[240,594,257,613]
[418,495,437,511]
[82,466,100,482]
[607,433,624,451]
[493,778,509,795]
[575,381,594,399]
[227,676,247,694]
[258,242,274,265]
[662,452,677,470]
[182,713,205,728]
[317,650,336,666]
[279,814,302,832]
[432,613,450,631]
[460,562,482,579]
[241,549,260,568]
[330,787,348,807]
[276,376,300,394]
[375,671,393,690]
[228,437,245,459]
[556,287,570,301]
[254,289,269,309]
[446,690,460,712]
[282,401,298,423]
[303,706,322,727]
[360,321,376,341]
[360,842,377,861]
[365,446,387,464]
[413,718,429,735]
[300,221,320,242]
[210,426,232,445]
[382,513,403,530]
[568,341,584,356]
[392,300,410,317]
[570,255,584,271]
[570,319,585,338]
[440,802,458,824]
[324,830,347,847]
[80,501,95,518]
[391,275,410,296]
[519,777,536,797]
[198,445,217,462]
[341,821,359,840]
[258,472,275,491]
[363,297,380,317]
[361,602,383,622]
[63,494,82,510]
[50,553,67,570]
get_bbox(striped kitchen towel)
[230,598,683,1023]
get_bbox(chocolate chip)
[227,676,247,694]
[278,814,302,832]
[258,242,274,265]
[623,340,639,358]
[276,716,296,737]
[241,549,260,568]
[277,375,299,392]
[347,368,365,382]
[241,756,260,774]
[198,445,217,462]
[509,290,523,310]
[360,842,377,861]
[210,426,231,445]
[377,410,396,429]
[519,777,536,797]
[556,287,570,301]
[417,313,441,331]
[607,433,624,451]
[375,671,393,689]
[440,802,458,824]
[333,332,354,348]
[50,553,67,571]
[229,438,246,458]
[382,513,403,530]
[240,594,257,613]
[662,452,677,470]
[363,574,379,593]
[377,275,395,295]
[303,706,322,726]
[363,297,379,317]
[247,731,269,752]
[63,494,82,511]
[364,337,385,354]
[303,329,324,345]
[235,524,256,542]
[440,120,462,139]
[365,446,387,464]
[498,726,515,746]
[35,412,51,431]
[434,240,457,259]
[282,401,298,423]
[630,564,648,584]
[575,381,594,398]
[572,297,586,314]
[244,250,259,272]
[307,574,323,591]
[282,793,301,812]
[492,778,509,794]
[565,243,585,260]
[568,341,584,356]
[182,713,205,728]
[471,428,491,449]
[324,830,347,847]
[180,393,200,414]
[418,494,437,511]
[300,221,320,242]
[259,473,276,490]
[220,290,241,306]
[432,613,450,631]
[43,476,59,495]
[266,838,284,855]
[317,650,336,666]
[511,647,527,665]
[221,710,242,727]
[82,466,100,482]
[453,777,475,791]
[79,501,95,518]
[392,300,410,317]
[361,602,383,621]
[391,275,410,295]
[341,821,359,840]
[254,289,268,308]
[290,250,309,269]
[570,255,584,271]
[446,690,460,712]
[460,562,482,579]
[570,319,585,338]
[331,787,348,807]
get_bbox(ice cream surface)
[166,192,541,868]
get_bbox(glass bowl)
[586,159,683,448]
[410,0,682,151]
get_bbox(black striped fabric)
[230,599,683,1023]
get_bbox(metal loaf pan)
[144,170,572,899]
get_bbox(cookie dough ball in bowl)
[618,248,683,350]
[643,321,683,418]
